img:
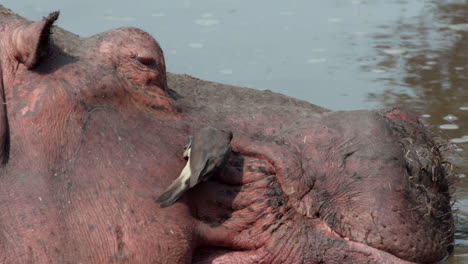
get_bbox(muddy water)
[3,0,468,262]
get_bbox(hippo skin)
[0,6,454,264]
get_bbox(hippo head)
[0,11,177,166]
[0,10,454,264]
[189,107,454,264]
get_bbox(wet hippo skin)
[0,5,454,264]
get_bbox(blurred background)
[3,0,467,262]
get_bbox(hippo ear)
[12,11,59,69]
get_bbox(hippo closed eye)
[0,6,454,264]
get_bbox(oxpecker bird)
[156,127,233,208]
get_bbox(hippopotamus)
[0,6,454,264]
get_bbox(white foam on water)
[328,18,343,23]
[450,136,468,144]
[151,12,165,17]
[307,58,327,64]
[188,43,204,48]
[194,18,219,26]
[311,48,326,52]
[353,31,367,36]
[102,15,135,21]
[201,13,214,18]
[439,124,459,130]
[448,24,468,31]
[383,49,406,55]
[219,69,233,75]
[443,114,458,122]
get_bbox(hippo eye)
[136,56,156,67]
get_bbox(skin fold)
[0,5,454,264]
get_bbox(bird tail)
[156,163,191,208]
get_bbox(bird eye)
[137,56,156,67]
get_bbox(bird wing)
[156,161,192,207]
[188,127,232,186]
[188,154,210,187]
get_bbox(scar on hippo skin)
[11,11,59,69]
[0,66,8,165]
[384,107,420,124]
[157,127,233,207]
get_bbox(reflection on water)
[364,1,468,263]
[2,0,468,262]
